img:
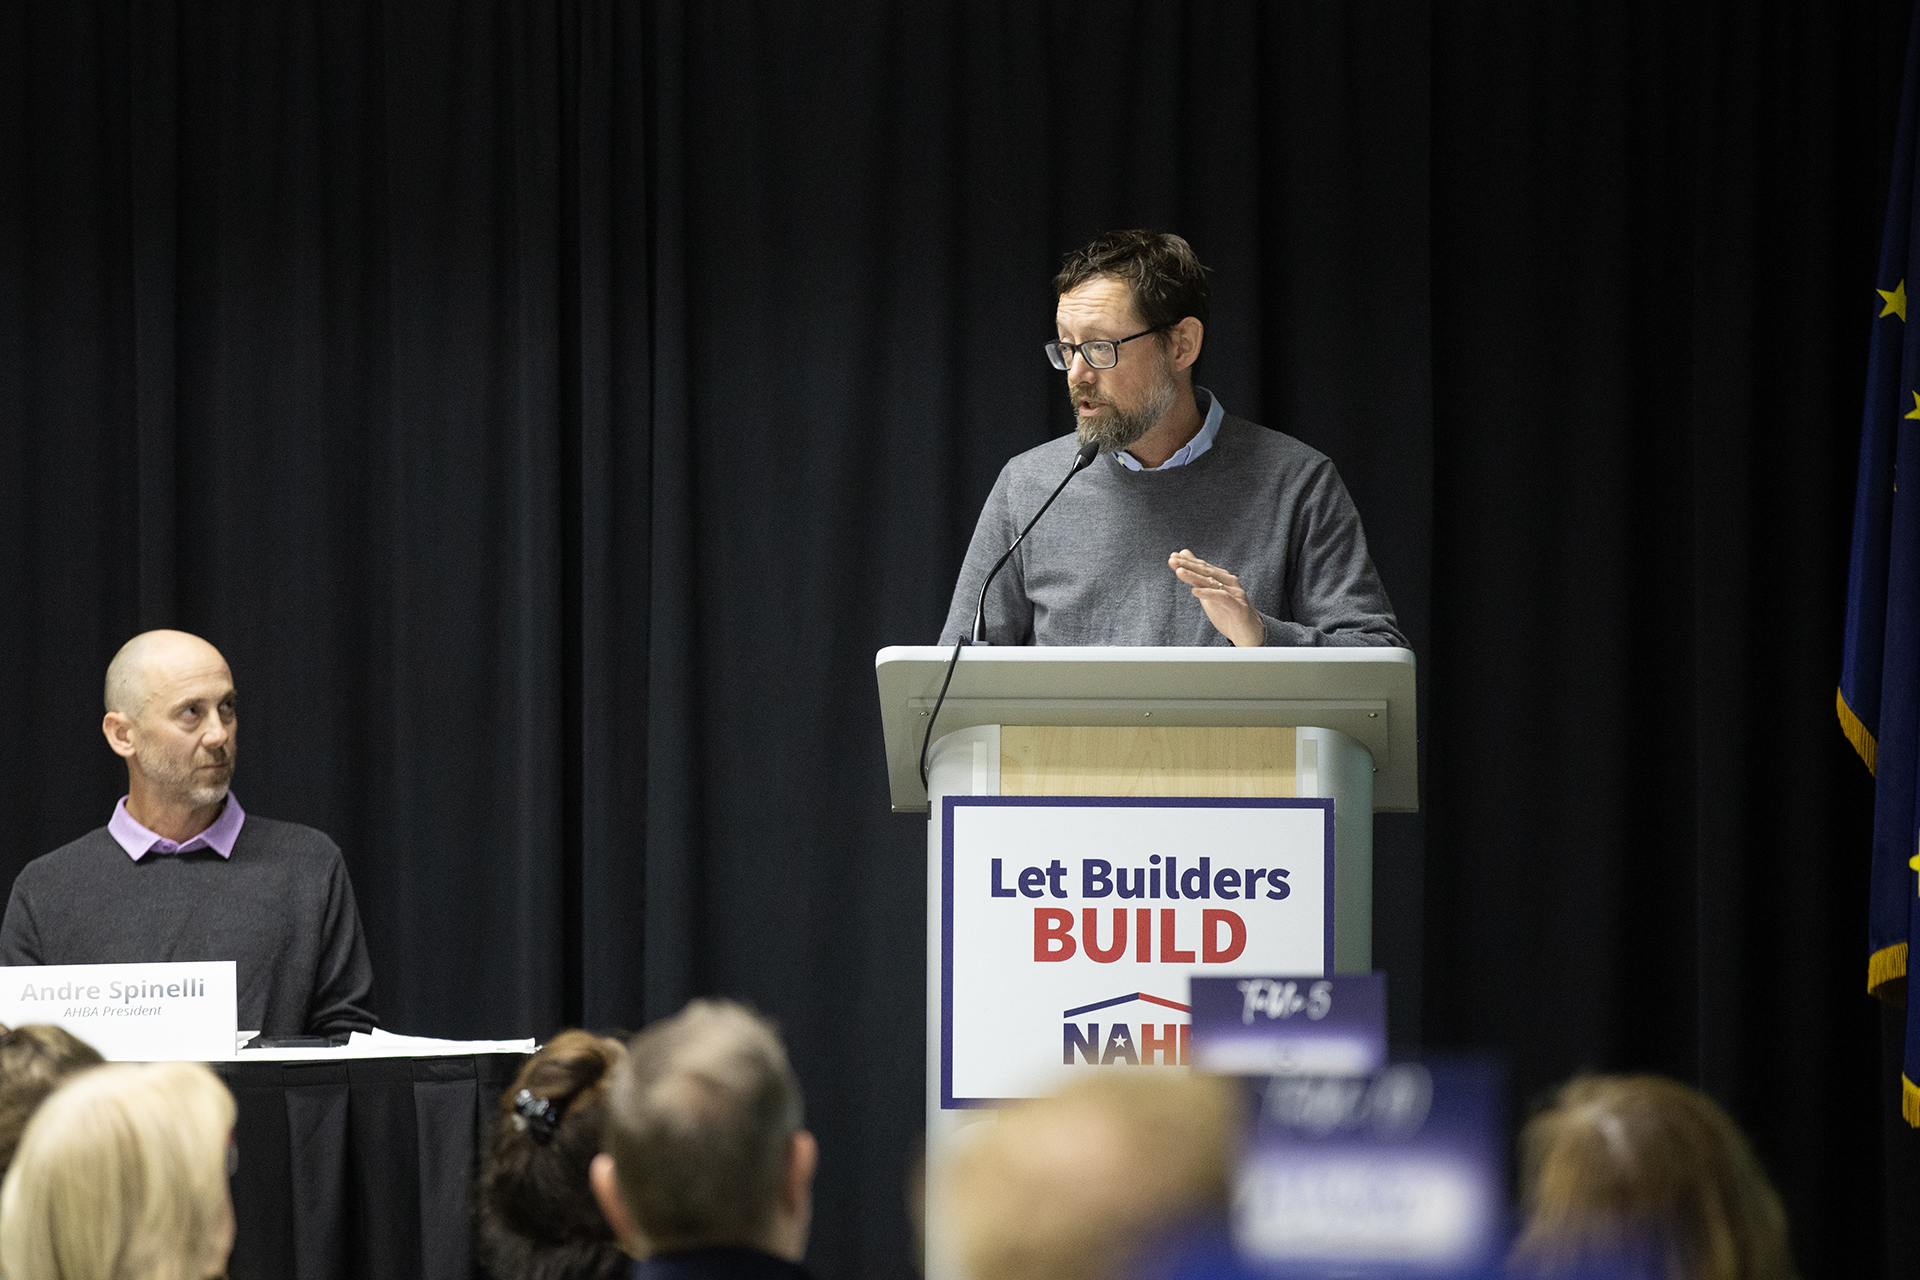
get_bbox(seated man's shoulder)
[233,814,345,866]
[17,827,123,883]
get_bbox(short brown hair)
[0,1025,104,1176]
[1053,230,1210,332]
[1511,1075,1797,1280]
[479,1029,630,1280]
[604,1000,803,1251]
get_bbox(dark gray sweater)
[0,816,378,1036]
[941,413,1406,647]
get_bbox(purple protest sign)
[1188,973,1387,1075]
[1233,1058,1507,1274]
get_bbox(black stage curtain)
[1428,3,1913,1272]
[0,2,1910,1276]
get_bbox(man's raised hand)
[1168,549,1265,647]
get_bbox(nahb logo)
[1062,992,1191,1067]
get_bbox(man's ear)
[1168,316,1204,372]
[590,1153,647,1256]
[102,712,138,761]
[786,1129,819,1210]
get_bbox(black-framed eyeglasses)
[1045,327,1161,371]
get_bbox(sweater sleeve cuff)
[1260,613,1321,648]
[1261,612,1411,648]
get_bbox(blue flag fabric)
[1843,5,1920,1126]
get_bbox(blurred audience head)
[942,1071,1243,1280]
[591,998,816,1262]
[0,1024,105,1174]
[481,1029,633,1280]
[1511,1074,1797,1280]
[0,1060,236,1280]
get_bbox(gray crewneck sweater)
[0,815,378,1037]
[941,413,1405,647]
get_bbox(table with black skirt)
[215,1050,531,1280]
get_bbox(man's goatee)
[1071,375,1178,453]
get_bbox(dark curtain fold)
[0,2,1911,1276]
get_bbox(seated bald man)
[0,630,377,1037]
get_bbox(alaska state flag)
[1843,5,1920,1126]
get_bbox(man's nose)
[203,715,231,747]
[1066,348,1099,379]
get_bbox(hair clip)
[512,1089,561,1144]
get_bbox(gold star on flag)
[1881,280,1908,320]
[1907,393,1920,420]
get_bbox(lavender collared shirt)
[107,793,246,861]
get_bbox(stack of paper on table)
[233,1027,537,1061]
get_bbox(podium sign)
[0,961,238,1061]
[941,797,1331,1106]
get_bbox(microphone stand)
[919,439,1101,790]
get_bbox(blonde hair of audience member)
[480,1029,632,1280]
[0,1061,237,1280]
[1511,1074,1798,1280]
[589,999,818,1261]
[942,1071,1243,1280]
[0,1024,105,1174]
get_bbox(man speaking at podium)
[940,230,1405,649]
[0,630,378,1037]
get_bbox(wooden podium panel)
[999,725,1297,797]
[874,645,1417,812]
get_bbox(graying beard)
[134,750,232,806]
[1076,374,1179,453]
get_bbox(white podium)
[875,645,1418,1276]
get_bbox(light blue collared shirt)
[1112,387,1225,471]
[107,793,246,861]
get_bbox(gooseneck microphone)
[920,438,1102,789]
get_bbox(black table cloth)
[216,1052,529,1280]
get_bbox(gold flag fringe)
[1839,688,1879,775]
[1871,942,1909,1003]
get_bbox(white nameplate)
[0,962,238,1062]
